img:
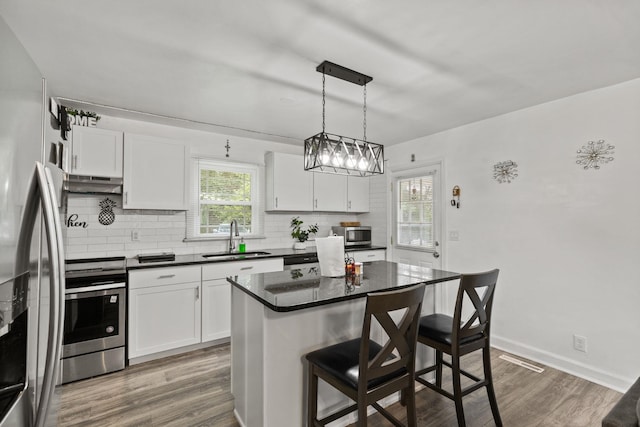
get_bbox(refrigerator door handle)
[35,164,65,427]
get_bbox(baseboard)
[128,338,229,366]
[492,335,633,393]
[233,409,247,427]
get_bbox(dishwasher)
[283,253,318,270]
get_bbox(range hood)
[63,174,123,194]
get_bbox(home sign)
[68,114,98,127]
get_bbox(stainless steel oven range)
[62,256,127,384]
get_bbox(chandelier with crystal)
[304,61,384,176]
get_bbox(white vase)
[293,241,307,250]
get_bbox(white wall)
[357,173,387,246]
[61,115,359,258]
[387,78,640,391]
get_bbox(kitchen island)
[227,261,459,427]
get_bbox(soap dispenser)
[238,238,246,253]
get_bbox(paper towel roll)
[315,236,345,277]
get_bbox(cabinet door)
[71,126,123,178]
[123,133,189,210]
[201,279,231,342]
[128,282,201,358]
[313,173,346,212]
[347,176,369,212]
[265,152,313,211]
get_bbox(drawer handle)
[240,266,254,271]
[367,254,375,258]
[157,274,176,279]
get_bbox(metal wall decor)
[304,61,384,176]
[576,139,614,170]
[98,198,116,225]
[493,160,519,183]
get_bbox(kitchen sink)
[201,251,271,261]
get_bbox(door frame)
[386,158,448,312]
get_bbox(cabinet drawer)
[129,265,201,289]
[202,258,283,280]
[350,250,386,263]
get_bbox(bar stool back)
[305,284,426,427]
[415,269,502,427]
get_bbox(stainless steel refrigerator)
[1,15,65,427]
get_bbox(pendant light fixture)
[304,61,384,176]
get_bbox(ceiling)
[1,1,640,146]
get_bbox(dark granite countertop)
[126,245,387,270]
[227,261,460,312]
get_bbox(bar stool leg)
[435,350,443,387]
[451,354,466,427]
[357,391,368,427]
[483,347,503,427]
[405,384,418,427]
[308,364,318,426]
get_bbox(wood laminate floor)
[58,344,621,426]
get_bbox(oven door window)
[64,292,120,345]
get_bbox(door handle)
[433,251,440,259]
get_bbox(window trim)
[394,170,436,252]
[188,158,262,239]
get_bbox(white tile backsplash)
[61,194,364,259]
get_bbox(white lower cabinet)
[201,278,231,342]
[201,258,283,343]
[129,258,284,360]
[128,265,202,359]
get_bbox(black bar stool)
[415,269,502,427]
[305,284,426,426]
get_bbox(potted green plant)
[290,217,319,250]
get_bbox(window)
[190,159,259,237]
[396,174,434,249]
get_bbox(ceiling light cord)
[363,84,367,142]
[322,72,326,134]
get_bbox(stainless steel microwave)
[331,226,371,247]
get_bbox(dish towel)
[315,236,345,277]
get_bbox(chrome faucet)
[228,219,239,253]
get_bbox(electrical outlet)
[449,230,460,241]
[573,334,587,353]
[131,230,140,241]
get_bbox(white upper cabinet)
[347,176,370,212]
[123,133,189,210]
[70,126,123,178]
[265,152,313,211]
[313,173,347,212]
